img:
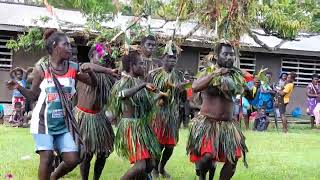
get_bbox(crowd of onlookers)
[179,69,304,133]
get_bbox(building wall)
[175,49,310,115]
[255,52,282,82]
[177,46,200,75]
[255,52,307,114]
[0,45,313,116]
[0,49,46,102]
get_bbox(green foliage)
[45,0,319,50]
[6,27,44,52]
[257,1,307,39]
[39,16,50,23]
[48,0,116,22]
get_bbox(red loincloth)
[153,116,177,146]
[127,127,151,164]
[190,137,242,163]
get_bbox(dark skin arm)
[81,63,119,78]
[9,68,16,79]
[119,83,147,99]
[192,74,214,93]
[6,65,43,101]
[25,67,33,79]
[307,91,318,98]
[306,84,318,98]
[21,68,28,80]
[76,63,97,87]
[120,82,158,99]
[192,67,229,93]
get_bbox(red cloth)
[12,97,25,109]
[187,88,193,101]
[190,137,242,163]
[127,127,151,164]
[154,127,176,145]
[76,106,100,114]
[153,116,177,146]
[243,71,254,82]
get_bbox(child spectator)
[9,67,33,112]
[253,107,269,131]
[9,102,25,127]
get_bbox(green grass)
[1,124,320,180]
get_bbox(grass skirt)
[186,115,248,166]
[115,118,161,163]
[152,115,178,145]
[74,107,115,157]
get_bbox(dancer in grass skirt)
[147,43,188,179]
[187,43,248,180]
[110,51,167,180]
[75,44,119,180]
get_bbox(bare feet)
[159,170,171,179]
[152,169,159,179]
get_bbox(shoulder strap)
[311,83,318,95]
[46,63,84,152]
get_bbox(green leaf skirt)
[74,107,115,157]
[115,118,161,164]
[186,115,248,167]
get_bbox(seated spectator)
[253,107,269,131]
[9,102,25,127]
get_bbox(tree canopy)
[6,0,320,52]
[46,0,320,48]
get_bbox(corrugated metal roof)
[0,2,319,54]
[241,30,320,53]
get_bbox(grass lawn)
[1,124,320,180]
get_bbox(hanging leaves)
[6,27,44,52]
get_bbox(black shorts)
[279,103,288,115]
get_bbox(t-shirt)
[30,61,78,135]
[283,83,294,104]
[12,79,27,97]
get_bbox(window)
[0,35,13,71]
[281,57,320,86]
[239,51,256,74]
